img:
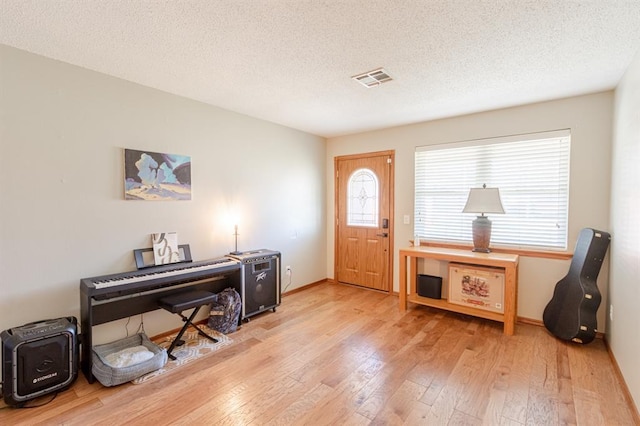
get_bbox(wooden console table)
[399,246,519,335]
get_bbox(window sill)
[413,241,573,260]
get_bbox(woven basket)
[92,333,167,387]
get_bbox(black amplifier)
[228,249,281,320]
[1,317,78,406]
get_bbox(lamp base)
[471,215,493,253]
[471,247,491,253]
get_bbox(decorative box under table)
[448,263,505,314]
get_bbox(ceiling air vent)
[352,68,393,88]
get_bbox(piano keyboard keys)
[91,257,239,289]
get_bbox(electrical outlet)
[286,266,292,276]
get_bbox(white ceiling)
[2,1,640,138]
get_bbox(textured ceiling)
[2,1,640,138]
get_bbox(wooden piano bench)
[158,290,218,360]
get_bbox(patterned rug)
[132,325,232,384]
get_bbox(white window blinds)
[415,130,571,249]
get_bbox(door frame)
[334,150,395,293]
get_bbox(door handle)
[376,232,389,237]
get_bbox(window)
[415,130,571,249]
[347,168,379,227]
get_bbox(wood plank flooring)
[1,281,637,425]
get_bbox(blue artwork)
[124,149,191,201]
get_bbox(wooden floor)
[1,282,637,425]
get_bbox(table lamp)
[462,184,505,253]
[230,224,242,255]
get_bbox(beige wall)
[0,45,327,343]
[610,48,640,408]
[326,92,613,326]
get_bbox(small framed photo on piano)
[152,232,180,265]
[133,244,192,270]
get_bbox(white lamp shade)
[462,187,505,214]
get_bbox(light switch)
[403,215,410,225]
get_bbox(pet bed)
[92,333,167,387]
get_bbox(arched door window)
[347,168,379,227]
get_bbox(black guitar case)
[543,228,611,344]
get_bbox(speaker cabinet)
[1,317,78,406]
[417,274,443,299]
[228,250,281,320]
[243,256,280,318]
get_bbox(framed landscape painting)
[124,149,191,201]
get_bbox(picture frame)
[124,148,191,201]
[448,263,505,313]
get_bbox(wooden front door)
[335,151,394,292]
